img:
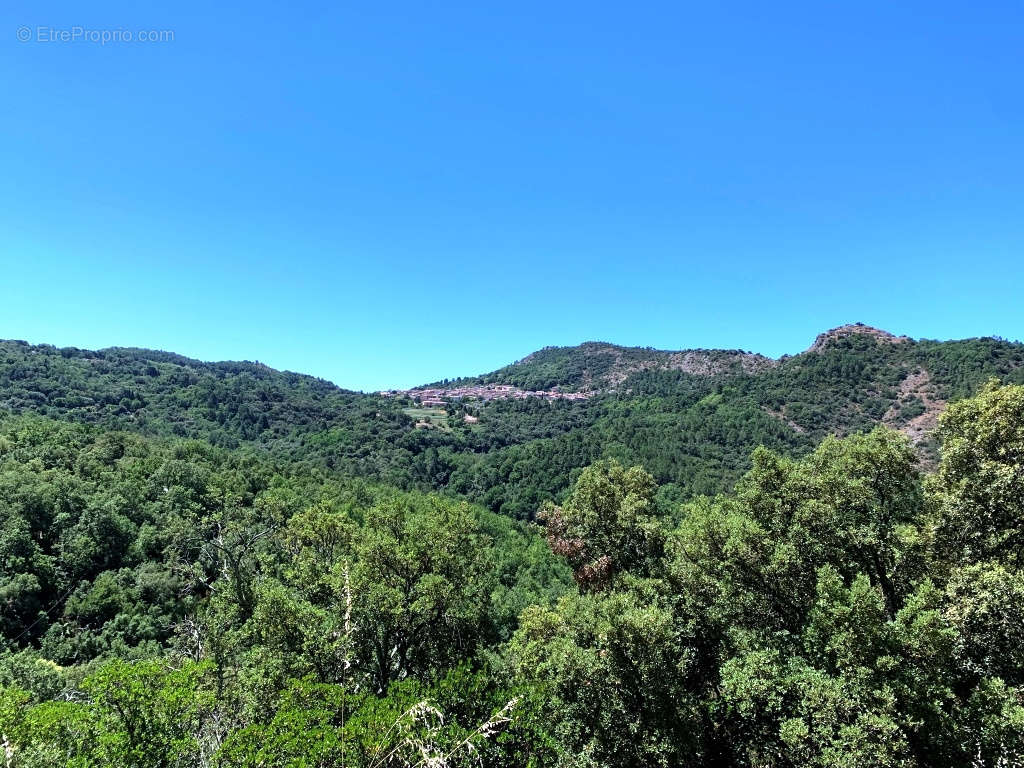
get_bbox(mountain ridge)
[8,323,1015,395]
[3,328,1024,518]
[430,324,974,393]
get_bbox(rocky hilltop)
[808,323,912,353]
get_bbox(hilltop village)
[380,383,590,406]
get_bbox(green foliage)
[353,495,494,691]
[929,381,1024,567]
[3,332,1024,521]
[539,461,665,589]
[3,659,214,767]
[507,584,699,768]
[4,333,1024,767]
[509,385,1024,767]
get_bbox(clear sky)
[2,1,1022,391]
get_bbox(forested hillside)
[3,363,1024,765]
[441,341,776,391]
[4,327,1022,519]
[9,0,1018,761]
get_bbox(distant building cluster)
[379,383,590,407]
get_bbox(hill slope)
[450,341,776,391]
[2,327,1023,517]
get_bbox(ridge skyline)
[5,322,1022,395]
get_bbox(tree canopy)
[2,336,1024,766]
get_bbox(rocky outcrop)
[808,323,912,353]
[883,368,946,445]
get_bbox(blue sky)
[2,1,1022,391]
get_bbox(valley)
[2,325,1024,766]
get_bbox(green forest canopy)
[2,329,1024,765]
[2,330,1023,519]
